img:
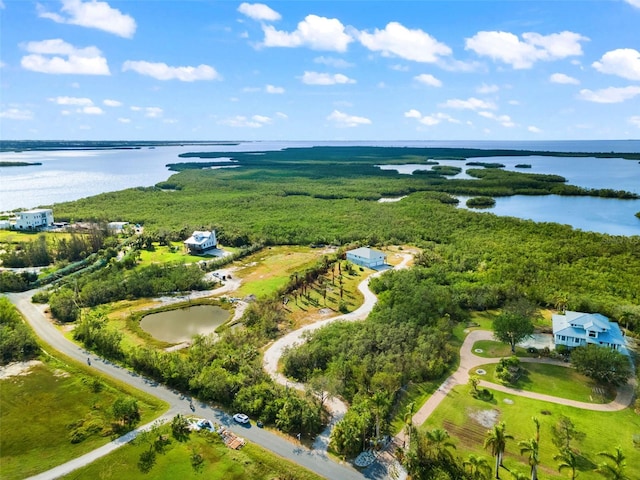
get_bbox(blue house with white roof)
[552,311,626,353]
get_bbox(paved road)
[4,290,366,480]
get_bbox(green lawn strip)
[136,242,204,266]
[60,426,324,480]
[0,357,168,480]
[471,339,533,358]
[390,381,440,435]
[471,362,613,403]
[421,384,640,480]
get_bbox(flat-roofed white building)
[14,209,54,230]
[346,247,386,268]
[184,230,217,254]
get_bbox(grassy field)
[136,241,207,266]
[0,358,167,480]
[60,424,324,480]
[472,362,615,403]
[421,384,640,480]
[471,339,533,358]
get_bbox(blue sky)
[1,0,639,141]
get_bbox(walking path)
[405,329,636,441]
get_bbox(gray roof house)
[184,230,217,254]
[346,247,386,269]
[552,311,626,353]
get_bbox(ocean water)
[1,140,638,235]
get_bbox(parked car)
[233,413,249,424]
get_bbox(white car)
[233,413,249,424]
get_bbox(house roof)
[184,230,215,246]
[346,247,386,259]
[552,311,625,346]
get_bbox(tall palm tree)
[518,438,540,480]
[425,428,457,461]
[403,401,415,449]
[484,422,514,479]
[554,448,579,480]
[464,454,492,480]
[597,446,629,480]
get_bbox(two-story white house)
[346,247,386,269]
[14,209,54,230]
[184,230,217,254]
[552,311,626,353]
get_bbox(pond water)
[140,304,230,343]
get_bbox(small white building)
[14,209,54,230]
[184,230,217,254]
[346,247,386,268]
[107,221,129,234]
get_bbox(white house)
[552,311,626,352]
[184,230,217,254]
[14,209,54,230]
[346,247,386,268]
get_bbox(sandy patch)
[0,360,43,380]
[469,408,500,428]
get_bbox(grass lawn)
[421,384,640,480]
[471,339,533,358]
[233,245,324,299]
[137,242,206,266]
[61,425,324,480]
[472,362,615,403]
[0,357,167,480]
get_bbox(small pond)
[140,304,230,343]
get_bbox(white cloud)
[275,112,288,119]
[301,71,355,85]
[358,22,451,63]
[0,61,5,68]
[118,117,131,123]
[477,83,499,94]
[265,84,284,94]
[48,96,93,106]
[478,111,515,127]
[440,97,497,110]
[465,30,588,69]
[81,106,104,115]
[219,114,272,128]
[0,108,33,120]
[414,73,442,87]
[624,0,640,8]
[238,3,281,22]
[404,109,422,119]
[38,0,136,38]
[144,107,163,118]
[0,1,5,9]
[21,39,110,75]
[122,61,221,82]
[262,15,352,52]
[550,73,580,85]
[578,86,640,103]
[103,99,122,107]
[313,56,353,69]
[629,116,640,128]
[327,110,371,127]
[390,64,409,72]
[592,48,640,81]
[528,126,542,133]
[404,109,459,126]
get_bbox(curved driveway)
[4,290,366,480]
[406,329,636,439]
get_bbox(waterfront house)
[14,208,54,230]
[552,311,626,352]
[184,230,217,254]
[346,247,386,268]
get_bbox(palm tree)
[464,454,492,480]
[597,446,629,480]
[403,401,415,449]
[554,448,579,480]
[518,438,540,480]
[425,428,457,461]
[484,422,514,479]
